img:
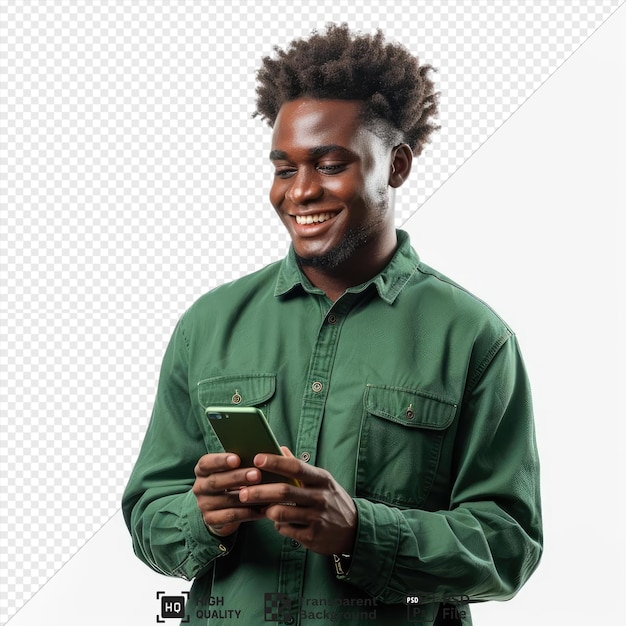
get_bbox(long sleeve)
[121,237,543,624]
[345,334,542,603]
[121,316,234,581]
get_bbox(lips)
[294,212,334,225]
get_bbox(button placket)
[294,296,355,482]
[282,294,359,620]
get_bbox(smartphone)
[204,406,299,486]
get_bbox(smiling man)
[268,98,406,301]
[123,25,542,625]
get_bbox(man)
[122,24,542,625]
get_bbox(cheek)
[362,170,389,204]
[323,177,361,201]
[269,180,284,208]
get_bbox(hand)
[238,448,357,555]
[192,452,265,537]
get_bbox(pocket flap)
[197,373,276,408]
[364,385,456,429]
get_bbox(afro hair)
[254,24,440,156]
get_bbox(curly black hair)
[254,24,440,156]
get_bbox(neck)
[299,230,398,302]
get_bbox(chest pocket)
[196,373,276,451]
[357,385,457,508]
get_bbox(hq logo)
[264,593,293,623]
[156,590,190,623]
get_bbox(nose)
[287,168,323,204]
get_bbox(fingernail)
[239,488,248,503]
[255,454,267,467]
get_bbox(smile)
[294,212,334,225]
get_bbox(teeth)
[295,212,333,225]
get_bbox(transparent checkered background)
[1,0,623,623]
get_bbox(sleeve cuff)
[343,498,401,599]
[175,489,237,580]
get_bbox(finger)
[202,505,265,535]
[194,466,263,495]
[264,502,314,526]
[197,489,256,510]
[194,453,241,477]
[238,482,322,508]
[254,453,330,486]
[239,481,297,506]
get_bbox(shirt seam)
[179,313,191,352]
[466,331,514,397]
[415,263,514,331]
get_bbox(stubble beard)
[295,193,391,271]
[295,225,371,270]
[295,190,391,271]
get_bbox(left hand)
[238,448,357,555]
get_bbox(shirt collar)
[274,229,419,305]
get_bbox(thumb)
[280,446,295,458]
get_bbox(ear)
[389,144,413,188]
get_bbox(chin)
[295,231,367,270]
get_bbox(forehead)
[271,98,366,150]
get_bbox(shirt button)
[327,314,338,324]
[300,451,311,462]
[311,381,323,393]
[290,539,301,548]
[284,617,295,625]
[218,543,228,553]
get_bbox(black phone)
[204,406,299,485]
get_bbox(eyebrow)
[269,144,348,161]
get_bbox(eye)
[274,168,297,179]
[317,163,346,175]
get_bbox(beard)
[295,225,371,270]
[295,194,390,271]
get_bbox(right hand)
[192,452,265,537]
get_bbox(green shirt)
[122,230,542,625]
